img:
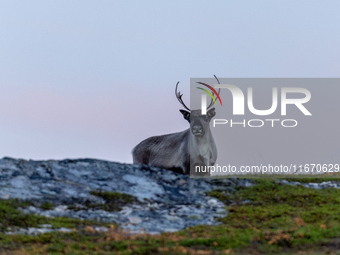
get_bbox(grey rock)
[165,215,182,221]
[0,157,247,234]
[215,208,228,214]
[10,176,31,188]
[128,217,142,224]
[279,179,340,190]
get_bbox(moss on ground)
[284,177,340,183]
[87,190,140,212]
[67,190,139,212]
[2,178,340,254]
[0,198,110,233]
[40,201,53,210]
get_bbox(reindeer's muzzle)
[191,119,204,136]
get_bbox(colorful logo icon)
[196,82,223,106]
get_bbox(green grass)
[0,190,138,234]
[284,177,340,183]
[2,178,340,254]
[66,190,140,212]
[0,198,110,233]
[40,202,53,210]
[88,190,140,211]
[202,178,340,253]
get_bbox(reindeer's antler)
[207,75,221,109]
[175,81,190,111]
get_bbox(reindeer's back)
[132,129,189,166]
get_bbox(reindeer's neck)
[191,129,214,145]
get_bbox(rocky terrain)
[278,179,340,189]
[0,157,253,235]
[1,157,339,237]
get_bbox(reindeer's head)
[175,76,220,137]
[180,109,216,136]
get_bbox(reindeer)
[132,76,220,175]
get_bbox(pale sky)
[0,1,339,163]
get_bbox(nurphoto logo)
[198,81,312,128]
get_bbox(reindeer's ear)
[179,110,190,123]
[207,108,216,120]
